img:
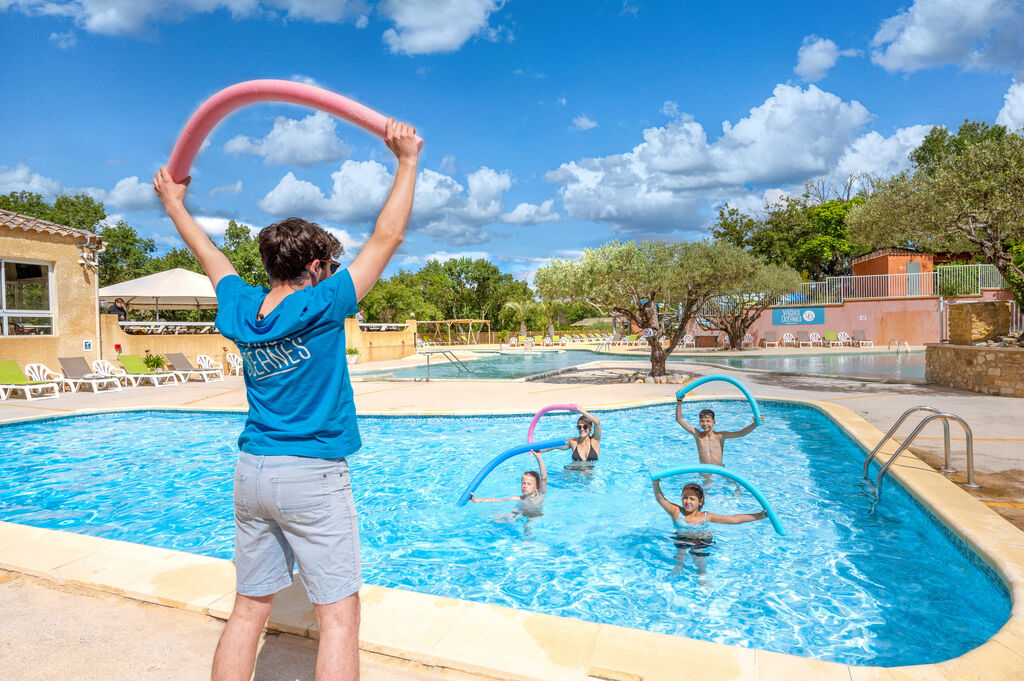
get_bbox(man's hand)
[152,167,191,208]
[384,118,420,163]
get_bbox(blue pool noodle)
[457,437,566,507]
[676,374,764,424]
[650,464,785,536]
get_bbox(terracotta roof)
[852,247,929,265]
[0,209,103,244]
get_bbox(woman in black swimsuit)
[533,408,602,462]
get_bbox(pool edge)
[1,398,1023,681]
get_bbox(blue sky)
[2,0,1023,282]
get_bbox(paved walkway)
[0,351,1020,678]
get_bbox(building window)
[1,260,54,336]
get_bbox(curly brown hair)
[258,217,343,283]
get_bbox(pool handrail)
[456,437,566,507]
[649,464,785,536]
[862,406,951,478]
[526,404,580,443]
[675,375,764,424]
[872,412,976,497]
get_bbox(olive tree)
[534,240,740,376]
[848,122,1024,308]
[701,259,803,349]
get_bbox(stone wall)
[948,301,1011,345]
[925,344,1024,397]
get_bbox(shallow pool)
[359,349,599,380]
[0,404,1008,666]
[687,351,926,382]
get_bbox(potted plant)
[346,347,359,365]
[143,352,167,370]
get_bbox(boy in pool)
[153,119,420,681]
[675,402,757,466]
[469,449,547,519]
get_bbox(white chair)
[837,331,855,347]
[809,332,825,347]
[763,332,779,347]
[682,334,696,348]
[782,332,797,347]
[741,333,754,349]
[92,359,138,387]
[543,336,553,347]
[166,353,223,383]
[58,357,122,393]
[10,363,62,400]
[197,354,223,371]
[226,353,244,376]
[25,363,70,392]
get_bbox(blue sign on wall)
[772,307,825,325]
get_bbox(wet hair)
[698,409,715,421]
[523,471,541,487]
[682,483,705,509]
[258,217,342,283]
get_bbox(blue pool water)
[0,405,1008,666]
[690,351,926,382]
[358,349,600,380]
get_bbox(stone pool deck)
[1,354,1022,680]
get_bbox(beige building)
[0,209,104,369]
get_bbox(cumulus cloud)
[258,162,537,245]
[224,111,351,167]
[544,84,919,235]
[105,176,159,211]
[49,29,76,48]
[194,216,256,236]
[0,164,161,212]
[870,0,1024,74]
[997,79,1024,128]
[1,1,370,35]
[379,0,508,55]
[0,164,63,198]
[401,250,491,266]
[208,180,243,196]
[571,115,599,131]
[794,35,860,81]
[501,199,560,225]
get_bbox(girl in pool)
[532,406,601,462]
[470,449,547,520]
[653,480,767,572]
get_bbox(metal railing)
[863,407,976,499]
[1011,301,1023,335]
[416,349,471,381]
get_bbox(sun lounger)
[91,359,137,386]
[837,331,855,347]
[117,354,179,387]
[763,332,778,347]
[797,331,813,347]
[809,332,825,347]
[822,331,844,347]
[782,332,797,347]
[57,357,122,392]
[852,330,874,347]
[0,360,60,400]
[166,353,224,382]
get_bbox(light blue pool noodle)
[650,464,785,536]
[675,375,764,423]
[457,437,565,507]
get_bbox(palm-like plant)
[503,300,537,336]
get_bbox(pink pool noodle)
[526,404,580,443]
[167,79,422,183]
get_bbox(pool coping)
[1,397,1023,681]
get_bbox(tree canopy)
[847,120,1024,307]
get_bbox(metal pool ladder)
[888,338,910,354]
[417,349,471,381]
[862,406,977,498]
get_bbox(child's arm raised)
[531,450,548,495]
[705,510,768,525]
[152,169,238,288]
[721,420,758,439]
[652,479,681,519]
[675,399,697,435]
[348,119,420,301]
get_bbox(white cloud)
[545,84,906,234]
[224,111,351,166]
[105,175,159,211]
[556,96,567,107]
[571,115,598,131]
[401,250,491,266]
[1,1,369,35]
[661,101,680,118]
[0,164,63,198]
[437,154,456,174]
[870,0,1024,74]
[258,162,523,245]
[325,227,365,259]
[997,80,1024,128]
[194,216,255,236]
[794,35,860,82]
[379,0,508,55]
[49,29,76,48]
[208,180,243,196]
[501,199,560,226]
[829,124,932,182]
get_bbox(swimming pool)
[358,349,601,380]
[688,351,926,382]
[0,405,1008,666]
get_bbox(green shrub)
[143,353,166,369]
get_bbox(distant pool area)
[689,351,926,382]
[0,404,1009,666]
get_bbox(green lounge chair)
[0,360,60,400]
[822,331,844,347]
[117,354,179,387]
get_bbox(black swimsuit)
[571,438,598,461]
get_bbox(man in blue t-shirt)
[153,119,420,681]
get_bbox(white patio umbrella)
[98,268,217,319]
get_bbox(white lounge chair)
[1,361,60,400]
[226,352,244,376]
[741,333,755,349]
[809,332,825,347]
[837,331,855,347]
[782,332,797,347]
[92,359,137,387]
[58,357,122,393]
[852,330,874,347]
[763,332,779,348]
[797,332,813,347]
[166,353,224,382]
[682,334,696,348]
[197,354,223,372]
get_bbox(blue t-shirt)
[215,270,361,459]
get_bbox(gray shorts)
[233,452,362,604]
